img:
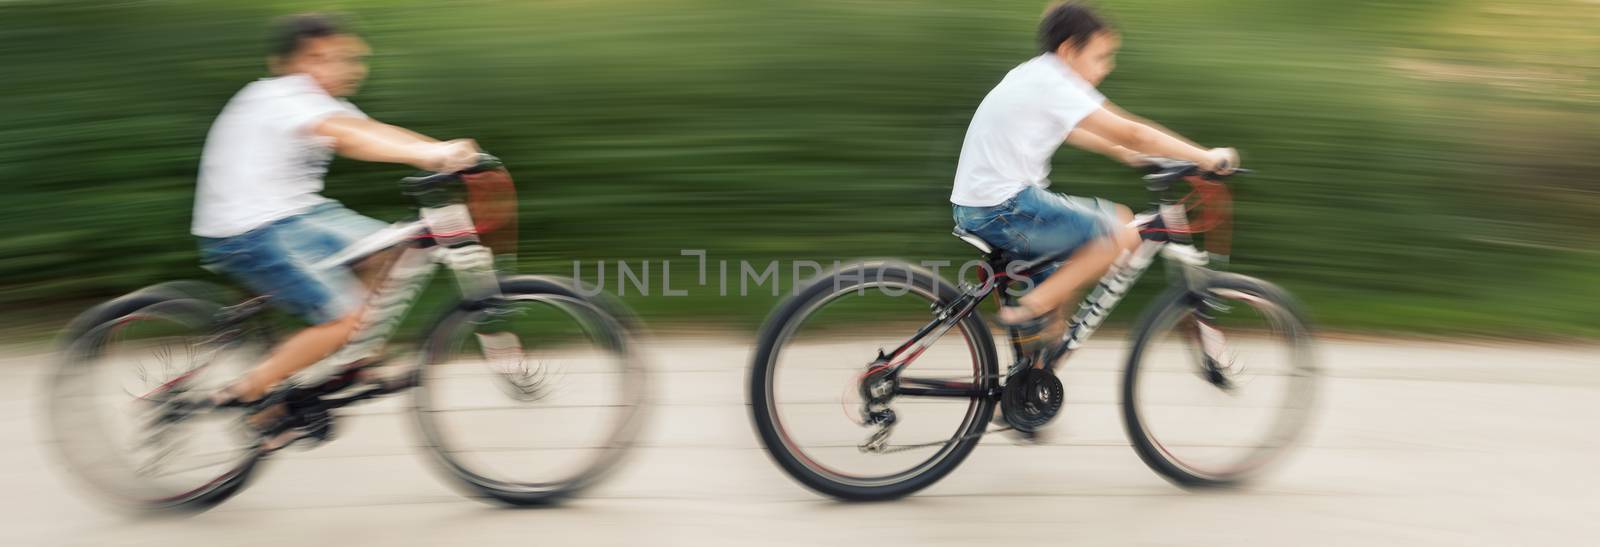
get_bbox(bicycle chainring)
[1001,368,1064,433]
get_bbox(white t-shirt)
[950,54,1107,207]
[192,74,368,238]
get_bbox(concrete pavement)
[2,336,1596,547]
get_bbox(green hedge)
[2,0,1595,338]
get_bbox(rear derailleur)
[857,355,898,453]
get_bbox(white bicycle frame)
[296,203,508,383]
[1056,203,1215,353]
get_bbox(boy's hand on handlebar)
[416,139,482,173]
[1199,147,1239,175]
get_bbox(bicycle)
[748,158,1318,500]
[45,156,648,512]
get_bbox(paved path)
[2,336,1596,547]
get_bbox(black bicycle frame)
[880,173,1216,401]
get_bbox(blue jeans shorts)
[198,202,388,325]
[952,185,1120,285]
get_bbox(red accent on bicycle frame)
[462,169,515,233]
[409,169,519,257]
[462,168,519,260]
[1140,176,1234,257]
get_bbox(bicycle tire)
[44,286,264,514]
[749,261,998,501]
[1121,272,1318,488]
[412,275,647,506]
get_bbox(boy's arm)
[1065,128,1146,166]
[1103,102,1203,150]
[371,123,441,145]
[1076,107,1235,172]
[313,115,477,172]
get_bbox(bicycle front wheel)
[749,262,998,501]
[413,276,646,506]
[1122,272,1319,488]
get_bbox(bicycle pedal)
[258,429,320,453]
[986,409,1046,443]
[301,414,335,444]
[256,409,335,453]
[1007,426,1051,445]
[287,399,335,439]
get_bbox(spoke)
[441,444,627,454]
[1129,283,1317,481]
[139,450,251,479]
[422,403,635,413]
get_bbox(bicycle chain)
[866,425,1015,454]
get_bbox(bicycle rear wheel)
[1122,272,1318,488]
[46,293,265,513]
[413,276,645,506]
[749,262,998,501]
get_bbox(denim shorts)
[197,202,388,325]
[952,185,1119,283]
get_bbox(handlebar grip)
[1201,167,1253,181]
[400,153,504,195]
[460,153,504,174]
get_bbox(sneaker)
[347,359,415,392]
[213,386,327,453]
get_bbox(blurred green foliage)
[1,0,1595,338]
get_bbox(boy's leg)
[1001,204,1138,323]
[230,312,363,401]
[226,247,401,402]
[225,204,399,401]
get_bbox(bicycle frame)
[203,196,507,391]
[326,205,504,365]
[132,204,507,431]
[884,181,1222,400]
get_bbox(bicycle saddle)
[951,227,997,256]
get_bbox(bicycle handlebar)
[399,153,504,197]
[1139,157,1252,190]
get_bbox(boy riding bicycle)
[952,2,1238,338]
[192,14,480,445]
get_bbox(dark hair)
[1038,2,1112,54]
[269,13,352,58]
